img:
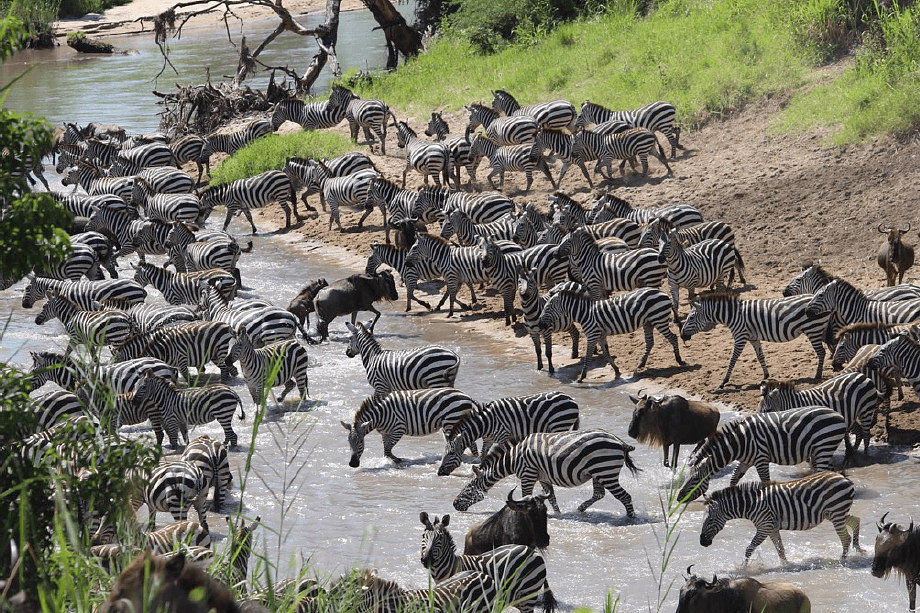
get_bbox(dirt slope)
[245,85,920,447]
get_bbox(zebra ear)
[365,319,376,332]
[441,514,450,528]
[340,420,352,431]
[419,511,432,528]
[345,322,357,334]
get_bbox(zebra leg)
[328,202,343,232]
[382,431,405,464]
[575,160,593,189]
[657,323,685,366]
[605,475,635,519]
[486,167,499,191]
[194,491,209,530]
[538,159,557,190]
[277,379,296,403]
[804,331,826,380]
[242,210,258,234]
[652,148,673,176]
[669,282,681,325]
[569,325,580,358]
[523,169,534,192]
[749,339,772,381]
[766,529,787,565]
[529,329,544,371]
[222,207,234,232]
[719,338,749,388]
[357,204,375,229]
[542,329,555,374]
[638,323,655,369]
[577,478,607,513]
[598,336,621,379]
[221,417,237,448]
[730,461,754,486]
[280,204,293,230]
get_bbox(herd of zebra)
[6,84,920,611]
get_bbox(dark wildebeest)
[878,223,915,286]
[676,567,811,613]
[463,489,550,555]
[872,512,920,612]
[312,271,399,342]
[287,278,328,341]
[98,550,270,613]
[627,390,720,468]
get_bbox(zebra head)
[537,290,575,334]
[756,379,793,413]
[365,242,383,275]
[805,279,840,318]
[867,332,908,371]
[437,435,467,477]
[698,495,729,548]
[831,326,876,370]
[21,276,46,309]
[394,121,414,148]
[677,460,713,502]
[680,299,715,341]
[28,351,68,391]
[345,322,371,358]
[424,112,448,140]
[783,264,823,297]
[453,465,492,511]
[340,418,370,468]
[33,293,62,326]
[419,512,456,579]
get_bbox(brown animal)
[676,568,811,613]
[98,550,243,613]
[464,489,551,555]
[312,271,399,341]
[872,512,920,611]
[627,391,720,468]
[287,278,329,340]
[878,223,915,286]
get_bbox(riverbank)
[53,0,366,38]
[244,83,920,449]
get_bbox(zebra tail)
[387,108,398,128]
[621,445,641,476]
[237,398,246,421]
[733,246,746,277]
[239,240,254,253]
[541,583,557,613]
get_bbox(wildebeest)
[627,390,720,468]
[286,277,328,339]
[464,488,550,555]
[676,568,811,613]
[97,550,263,613]
[311,271,398,341]
[878,223,915,286]
[872,512,920,612]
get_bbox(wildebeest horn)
[879,511,890,531]
[910,518,914,532]
[879,223,891,234]
[685,565,694,578]
[637,388,647,399]
[901,223,912,234]
[506,488,519,503]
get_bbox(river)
[1,8,918,611]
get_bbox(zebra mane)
[834,321,897,340]
[829,277,863,297]
[691,417,742,463]
[802,263,836,283]
[373,176,400,190]
[353,396,378,425]
[417,232,452,247]
[759,377,797,392]
[445,409,478,442]
[706,479,770,504]
[553,288,592,302]
[895,330,920,348]
[694,289,741,304]
[594,191,633,211]
[480,439,515,470]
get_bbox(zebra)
[234,330,310,405]
[199,170,300,234]
[425,111,477,186]
[134,190,203,226]
[680,290,832,388]
[355,568,498,613]
[561,228,667,300]
[197,283,298,346]
[340,387,478,467]
[571,121,634,177]
[640,217,746,284]
[344,321,460,398]
[438,391,580,476]
[93,383,180,448]
[112,320,238,383]
[306,165,379,232]
[832,321,919,371]
[589,191,702,227]
[699,471,861,565]
[198,119,272,164]
[868,331,920,399]
[575,99,682,158]
[806,278,920,329]
[270,87,351,131]
[166,223,247,287]
[180,435,233,509]
[463,102,539,145]
[453,429,638,517]
[132,371,244,447]
[27,350,177,395]
[538,286,685,381]
[35,242,102,283]
[116,219,175,263]
[86,206,146,254]
[442,208,523,247]
[21,276,147,309]
[25,389,86,434]
[60,159,134,201]
[467,134,557,192]
[784,264,920,300]
[72,231,119,279]
[594,127,673,177]
[677,406,847,501]
[572,218,643,249]
[339,87,397,154]
[480,238,545,326]
[34,291,133,352]
[404,233,496,317]
[107,142,177,176]
[413,186,514,225]
[757,372,880,456]
[364,241,444,312]
[130,460,210,531]
[659,230,739,324]
[284,153,376,212]
[838,343,901,438]
[132,262,236,306]
[533,127,594,186]
[518,271,580,374]
[169,134,209,183]
[130,167,194,204]
[52,192,127,219]
[364,176,419,244]
[394,120,454,188]
[418,513,554,613]
[145,520,212,555]
[491,89,577,132]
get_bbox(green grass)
[209,131,360,186]
[345,0,920,143]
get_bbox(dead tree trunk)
[302,0,342,89]
[361,0,422,68]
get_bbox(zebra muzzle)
[349,455,360,468]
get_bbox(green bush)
[57,0,131,19]
[209,131,359,186]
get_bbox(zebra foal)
[341,387,478,467]
[199,170,300,234]
[467,134,557,193]
[659,229,739,324]
[394,120,454,189]
[234,330,310,406]
[130,461,210,531]
[700,471,861,565]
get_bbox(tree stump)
[66,33,114,54]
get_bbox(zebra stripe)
[660,231,739,323]
[561,228,667,299]
[413,186,514,225]
[641,218,746,287]
[700,471,860,565]
[680,291,832,388]
[758,373,879,456]
[806,278,920,327]
[198,283,297,346]
[572,122,633,177]
[442,208,525,247]
[832,322,919,370]
[426,111,477,187]
[576,99,682,158]
[234,331,310,405]
[467,134,556,192]
[518,271,580,374]
[464,103,539,145]
[200,119,272,161]
[538,286,685,381]
[34,292,132,350]
[438,391,580,476]
[132,262,235,306]
[357,569,497,613]
[534,128,594,187]
[146,520,212,555]
[589,191,702,227]
[52,192,127,219]
[130,167,194,205]
[678,406,847,500]
[166,223,245,286]
[841,343,900,437]
[130,461,209,531]
[112,320,238,383]
[87,206,145,253]
[200,169,299,234]
[136,192,203,225]
[419,514,554,613]
[453,429,638,517]
[181,435,233,508]
[26,390,85,434]
[394,121,454,188]
[61,160,134,201]
[116,219,174,262]
[345,321,460,398]
[99,384,179,448]
[491,89,577,132]
[342,387,477,467]
[36,242,101,282]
